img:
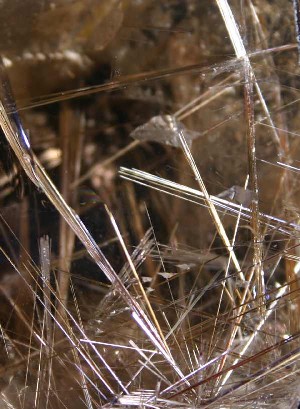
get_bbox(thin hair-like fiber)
[0,1,299,408]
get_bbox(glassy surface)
[0,1,299,408]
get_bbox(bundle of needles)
[0,0,300,408]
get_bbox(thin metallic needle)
[0,58,34,158]
[0,56,180,374]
